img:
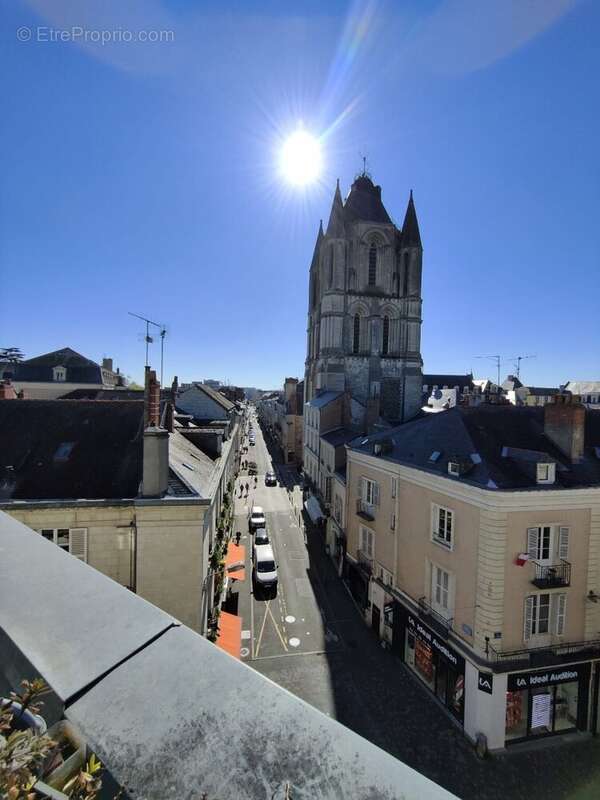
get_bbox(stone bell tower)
[304,173,423,425]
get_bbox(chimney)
[171,375,179,402]
[0,380,17,400]
[141,366,169,497]
[544,393,585,463]
[102,358,113,372]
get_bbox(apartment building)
[345,395,600,750]
[0,374,241,634]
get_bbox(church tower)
[304,173,423,424]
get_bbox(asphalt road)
[228,410,600,800]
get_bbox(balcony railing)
[357,549,373,576]
[418,597,453,639]
[356,498,375,521]
[531,559,571,589]
[487,638,600,673]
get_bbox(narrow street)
[228,410,600,800]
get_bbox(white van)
[253,544,278,590]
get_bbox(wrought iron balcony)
[357,549,373,576]
[531,559,571,589]
[418,597,453,639]
[487,638,600,673]
[356,498,376,521]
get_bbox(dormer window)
[536,463,556,484]
[53,366,66,382]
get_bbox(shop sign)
[478,671,493,694]
[507,665,586,692]
[406,613,464,671]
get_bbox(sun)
[279,130,322,186]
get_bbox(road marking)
[285,615,296,623]
[254,598,270,657]
[288,637,301,647]
[241,629,251,640]
[240,647,250,658]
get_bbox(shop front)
[396,604,465,724]
[505,663,591,744]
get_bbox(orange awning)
[225,542,246,582]
[215,611,242,660]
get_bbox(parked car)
[265,471,277,486]
[252,544,278,590]
[248,461,258,475]
[254,527,269,546]
[248,505,266,531]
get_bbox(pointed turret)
[310,220,324,269]
[401,190,422,248]
[326,179,345,237]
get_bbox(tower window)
[353,315,361,354]
[402,252,410,296]
[382,316,390,355]
[368,245,377,286]
[329,246,334,287]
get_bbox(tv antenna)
[474,355,503,387]
[507,354,537,380]
[128,312,167,386]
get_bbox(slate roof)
[192,382,235,411]
[349,405,600,490]
[307,390,343,409]
[321,427,360,447]
[400,190,422,248]
[58,388,143,400]
[9,347,103,384]
[343,176,392,225]
[565,381,600,395]
[501,375,524,391]
[423,374,473,390]
[0,400,144,500]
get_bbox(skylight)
[53,442,75,462]
[429,451,441,463]
[182,462,196,471]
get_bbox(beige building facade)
[344,401,600,751]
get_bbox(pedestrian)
[235,530,241,545]
[245,481,249,494]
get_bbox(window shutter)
[358,476,364,498]
[391,477,397,499]
[527,528,539,559]
[554,594,567,635]
[373,482,380,506]
[558,527,570,560]
[69,528,88,562]
[524,596,534,640]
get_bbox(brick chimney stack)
[0,380,18,400]
[544,393,585,463]
[141,365,169,498]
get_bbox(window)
[368,245,377,285]
[382,316,390,355]
[432,565,451,615]
[391,477,397,498]
[39,528,87,561]
[334,494,343,525]
[524,593,567,639]
[329,246,334,287]
[536,463,555,484]
[527,526,569,563]
[53,366,66,382]
[360,526,374,559]
[390,513,396,531]
[363,478,379,506]
[432,504,453,549]
[353,314,361,354]
[402,252,410,296]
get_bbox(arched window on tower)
[329,246,334,287]
[402,252,410,296]
[353,315,361,354]
[368,245,377,286]
[382,316,390,356]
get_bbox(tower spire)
[401,190,422,248]
[326,179,345,237]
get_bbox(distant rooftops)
[348,404,600,491]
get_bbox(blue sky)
[1,0,598,389]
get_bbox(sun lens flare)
[280,130,322,186]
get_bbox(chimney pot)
[544,393,585,463]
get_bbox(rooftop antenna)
[475,355,502,387]
[507,354,537,380]
[358,152,371,179]
[128,312,167,384]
